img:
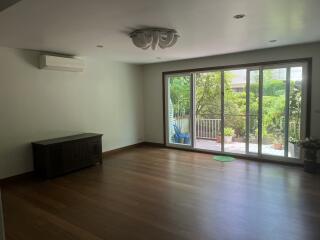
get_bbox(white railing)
[196,118,221,140]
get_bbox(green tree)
[195,72,221,117]
[169,69,300,144]
[169,76,191,117]
[289,81,302,140]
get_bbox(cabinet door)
[87,138,102,162]
[62,142,78,172]
[77,141,92,167]
[48,145,64,177]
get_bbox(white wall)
[143,42,320,143]
[2,42,320,179]
[0,47,144,179]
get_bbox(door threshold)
[166,145,303,167]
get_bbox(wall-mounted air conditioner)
[39,55,85,72]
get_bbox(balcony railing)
[196,118,221,140]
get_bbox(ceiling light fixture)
[96,45,104,48]
[269,40,277,43]
[130,28,179,50]
[233,14,246,19]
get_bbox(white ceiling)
[0,0,320,64]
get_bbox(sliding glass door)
[247,69,260,154]
[194,71,222,151]
[164,61,308,162]
[260,65,304,158]
[166,74,193,148]
[261,67,287,157]
[224,69,247,154]
[288,66,303,158]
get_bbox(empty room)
[1,0,320,239]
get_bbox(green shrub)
[224,128,235,136]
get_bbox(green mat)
[213,155,235,162]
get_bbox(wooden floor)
[2,146,320,240]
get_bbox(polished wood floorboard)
[2,146,320,240]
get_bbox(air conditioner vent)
[39,55,85,72]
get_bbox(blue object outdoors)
[173,124,190,144]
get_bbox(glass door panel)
[194,71,222,151]
[224,69,247,154]
[261,68,286,156]
[288,66,303,158]
[248,70,260,154]
[167,75,192,146]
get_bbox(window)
[164,60,310,162]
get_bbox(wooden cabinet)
[32,133,103,178]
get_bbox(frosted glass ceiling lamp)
[130,28,179,50]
